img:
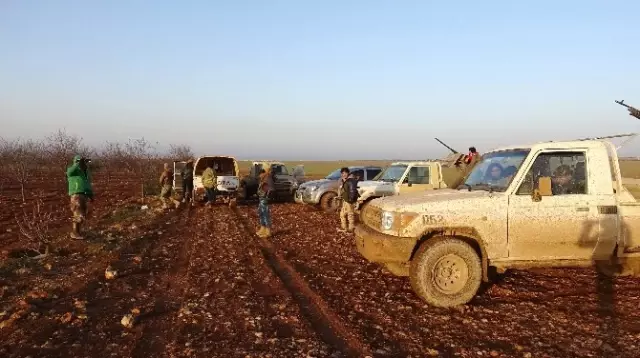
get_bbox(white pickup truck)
[355,161,448,211]
[355,138,640,307]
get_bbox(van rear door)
[173,161,187,195]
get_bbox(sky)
[1,0,640,160]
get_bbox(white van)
[173,155,240,202]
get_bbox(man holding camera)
[66,155,94,240]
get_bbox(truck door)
[398,165,434,194]
[173,161,187,195]
[508,151,600,260]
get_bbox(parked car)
[295,166,383,212]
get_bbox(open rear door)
[292,164,305,183]
[173,161,187,195]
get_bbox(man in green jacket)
[67,155,94,240]
[202,162,217,205]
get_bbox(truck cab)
[355,139,640,307]
[356,161,447,211]
[239,161,302,201]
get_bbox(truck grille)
[361,204,382,230]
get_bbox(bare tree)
[0,137,11,195]
[169,144,194,161]
[99,141,128,184]
[45,129,92,175]
[125,138,159,200]
[0,138,44,203]
[15,193,53,258]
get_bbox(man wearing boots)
[202,162,217,205]
[337,167,358,233]
[66,155,94,240]
[256,168,274,238]
[181,159,194,204]
[159,163,180,209]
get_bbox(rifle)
[615,100,640,120]
[434,138,458,154]
[434,138,466,167]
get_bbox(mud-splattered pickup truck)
[355,138,640,307]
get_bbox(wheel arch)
[410,227,490,282]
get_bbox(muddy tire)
[409,237,482,308]
[596,257,640,277]
[320,192,339,212]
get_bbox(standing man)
[337,167,358,233]
[159,163,180,209]
[181,159,194,204]
[256,168,274,238]
[202,162,217,205]
[67,155,93,240]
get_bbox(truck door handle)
[576,207,589,212]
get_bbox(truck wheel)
[409,237,482,308]
[596,257,640,277]
[320,192,338,212]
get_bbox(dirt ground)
[1,185,640,357]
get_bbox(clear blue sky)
[2,0,640,159]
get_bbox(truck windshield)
[271,164,289,175]
[377,165,408,182]
[460,149,530,192]
[325,169,342,180]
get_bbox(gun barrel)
[434,138,458,154]
[615,99,630,108]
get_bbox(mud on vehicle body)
[295,166,383,212]
[355,138,640,308]
[355,161,448,213]
[174,156,240,204]
[239,161,304,202]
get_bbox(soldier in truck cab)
[551,164,579,195]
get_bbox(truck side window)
[516,152,587,195]
[406,166,430,184]
[351,169,364,181]
[366,168,381,180]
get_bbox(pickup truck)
[355,138,640,307]
[239,161,303,201]
[356,161,448,212]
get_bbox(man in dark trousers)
[181,159,194,204]
[66,155,94,240]
[337,167,359,233]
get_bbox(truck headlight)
[380,211,420,233]
[382,211,394,230]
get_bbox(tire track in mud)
[127,205,197,357]
[161,205,332,357]
[229,205,373,358]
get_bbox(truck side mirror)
[532,176,552,201]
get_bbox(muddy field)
[1,174,640,357]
